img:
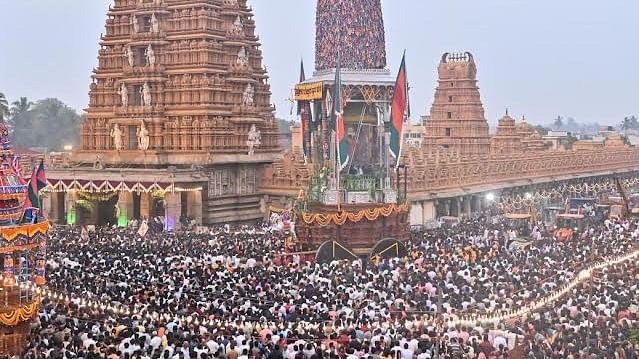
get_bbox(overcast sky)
[0,0,637,126]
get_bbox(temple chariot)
[291,0,410,262]
[0,121,48,355]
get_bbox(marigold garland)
[0,296,40,326]
[301,203,409,227]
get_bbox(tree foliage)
[0,92,9,121]
[620,115,639,132]
[532,125,550,136]
[8,98,83,151]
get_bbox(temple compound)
[261,1,639,227]
[45,0,280,226]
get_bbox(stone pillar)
[475,195,484,212]
[464,196,472,218]
[41,194,53,222]
[117,191,134,220]
[165,192,182,230]
[187,190,203,225]
[409,201,423,226]
[444,200,451,217]
[140,192,151,219]
[65,191,78,225]
[453,198,461,217]
[423,200,436,222]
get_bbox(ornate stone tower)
[315,0,386,71]
[48,0,282,225]
[422,52,491,157]
[78,0,279,164]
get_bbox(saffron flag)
[26,160,47,209]
[333,60,349,171]
[297,59,312,162]
[389,53,408,168]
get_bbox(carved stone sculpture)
[142,82,152,106]
[146,44,156,66]
[137,121,150,150]
[132,16,139,33]
[236,47,249,67]
[231,16,243,36]
[247,124,261,156]
[119,83,128,107]
[111,124,123,150]
[242,83,254,106]
[151,14,160,33]
[125,46,135,67]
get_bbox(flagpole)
[336,129,341,212]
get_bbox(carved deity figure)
[125,46,135,67]
[231,16,243,35]
[142,82,152,106]
[246,124,261,156]
[151,14,160,33]
[132,16,140,33]
[146,44,156,66]
[119,83,129,107]
[236,47,249,67]
[137,121,150,150]
[93,154,104,170]
[110,124,123,151]
[242,83,254,106]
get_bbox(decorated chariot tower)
[291,0,410,262]
[0,121,48,355]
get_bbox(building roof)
[12,146,43,156]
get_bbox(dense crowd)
[19,211,639,358]
[315,0,387,71]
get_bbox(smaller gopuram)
[491,111,521,154]
[422,52,491,157]
[517,118,547,152]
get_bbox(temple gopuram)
[45,0,279,226]
[421,52,491,157]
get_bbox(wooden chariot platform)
[295,202,410,257]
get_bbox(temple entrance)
[150,196,164,218]
[96,196,118,226]
[132,193,141,220]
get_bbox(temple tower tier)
[78,0,279,165]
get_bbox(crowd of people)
[315,0,387,71]
[17,208,638,358]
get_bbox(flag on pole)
[297,59,312,162]
[333,60,349,171]
[26,160,47,209]
[10,156,21,177]
[389,52,408,168]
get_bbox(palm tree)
[10,97,32,116]
[8,97,33,136]
[0,92,8,121]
